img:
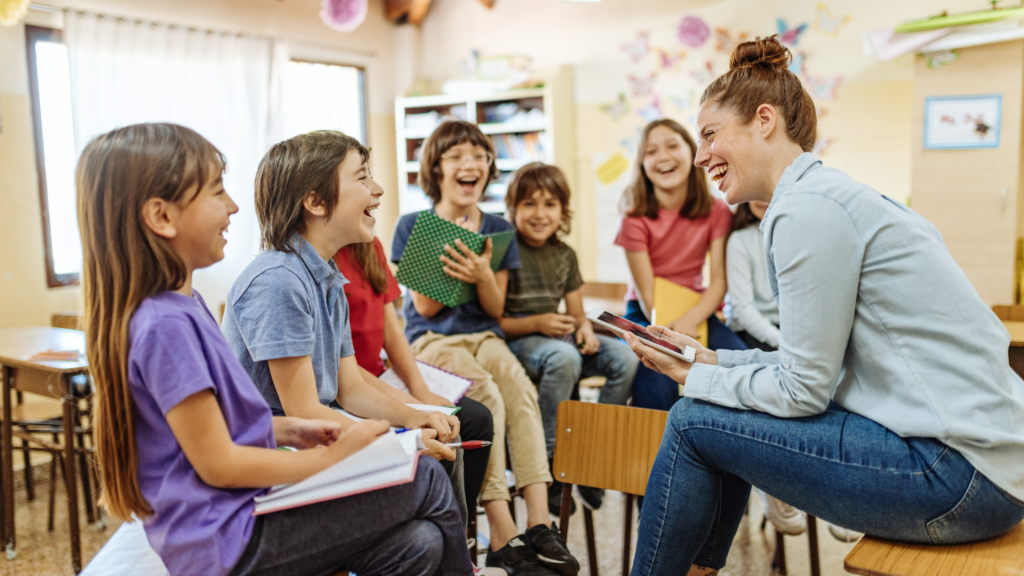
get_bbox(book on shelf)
[491,133,547,162]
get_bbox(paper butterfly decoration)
[788,52,806,76]
[622,31,651,63]
[635,96,663,124]
[814,3,850,38]
[777,19,808,46]
[319,0,368,32]
[620,127,644,153]
[803,74,841,102]
[628,73,657,98]
[690,61,714,85]
[600,93,630,121]
[714,28,749,54]
[656,48,687,71]
[926,49,959,69]
[671,92,694,112]
[677,15,710,48]
[812,136,832,156]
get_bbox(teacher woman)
[623,36,1024,576]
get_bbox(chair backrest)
[51,312,82,330]
[993,305,1024,321]
[552,401,667,496]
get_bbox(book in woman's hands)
[395,211,515,308]
[378,360,473,404]
[252,431,420,515]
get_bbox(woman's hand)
[418,428,457,462]
[324,419,390,462]
[405,410,461,443]
[666,315,701,340]
[440,238,496,285]
[646,325,717,365]
[537,313,576,337]
[276,417,342,449]
[576,320,601,355]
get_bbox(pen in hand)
[443,441,491,450]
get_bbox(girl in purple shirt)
[78,123,472,576]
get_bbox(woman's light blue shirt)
[686,153,1024,499]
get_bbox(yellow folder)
[651,277,708,348]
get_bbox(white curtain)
[64,12,286,314]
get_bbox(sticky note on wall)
[596,154,630,185]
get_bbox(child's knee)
[398,521,444,576]
[541,341,584,377]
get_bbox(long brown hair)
[728,203,762,243]
[700,35,816,152]
[418,120,499,205]
[255,131,368,253]
[78,123,224,520]
[341,241,389,295]
[621,119,713,220]
[504,162,573,242]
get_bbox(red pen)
[444,441,491,450]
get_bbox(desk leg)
[1,366,14,559]
[61,375,81,573]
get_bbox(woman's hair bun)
[729,35,791,73]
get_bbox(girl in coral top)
[615,119,746,412]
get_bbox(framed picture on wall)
[924,94,1001,149]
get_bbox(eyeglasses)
[441,151,494,166]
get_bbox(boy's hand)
[406,410,460,443]
[326,419,389,462]
[440,238,496,285]
[537,313,576,337]
[576,320,601,355]
[282,418,342,449]
[418,429,457,461]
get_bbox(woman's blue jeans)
[624,300,747,412]
[631,398,1024,575]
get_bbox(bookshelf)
[394,69,576,218]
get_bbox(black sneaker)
[486,535,559,575]
[547,479,576,517]
[575,485,604,511]
[526,523,580,576]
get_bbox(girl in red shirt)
[615,119,747,412]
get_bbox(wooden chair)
[552,401,667,576]
[844,521,1024,575]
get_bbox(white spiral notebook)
[378,360,473,403]
[252,431,421,516]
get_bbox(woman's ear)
[303,191,328,217]
[141,197,178,239]
[755,103,779,141]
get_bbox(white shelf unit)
[394,83,573,217]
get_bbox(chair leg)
[21,439,34,502]
[771,530,786,574]
[622,494,634,576]
[558,483,573,537]
[48,448,62,533]
[806,514,820,576]
[583,507,599,576]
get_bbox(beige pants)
[411,331,553,502]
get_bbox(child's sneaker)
[758,489,806,535]
[547,479,576,517]
[525,523,580,576]
[485,535,559,576]
[575,485,604,510]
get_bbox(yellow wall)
[418,0,978,281]
[0,0,400,328]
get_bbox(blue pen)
[393,427,412,434]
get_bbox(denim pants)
[631,398,1024,575]
[229,457,473,576]
[507,333,638,459]
[624,300,747,412]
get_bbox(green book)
[395,211,516,308]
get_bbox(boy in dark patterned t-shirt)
[500,163,638,514]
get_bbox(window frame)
[25,24,78,288]
[289,58,369,145]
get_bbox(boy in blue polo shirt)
[221,131,459,462]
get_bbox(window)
[26,25,80,287]
[284,60,367,143]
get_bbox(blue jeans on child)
[625,300,747,412]
[507,333,638,459]
[631,398,1024,575]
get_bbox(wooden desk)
[0,327,88,572]
[1002,321,1024,377]
[844,521,1024,575]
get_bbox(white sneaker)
[758,489,806,535]
[828,523,863,542]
